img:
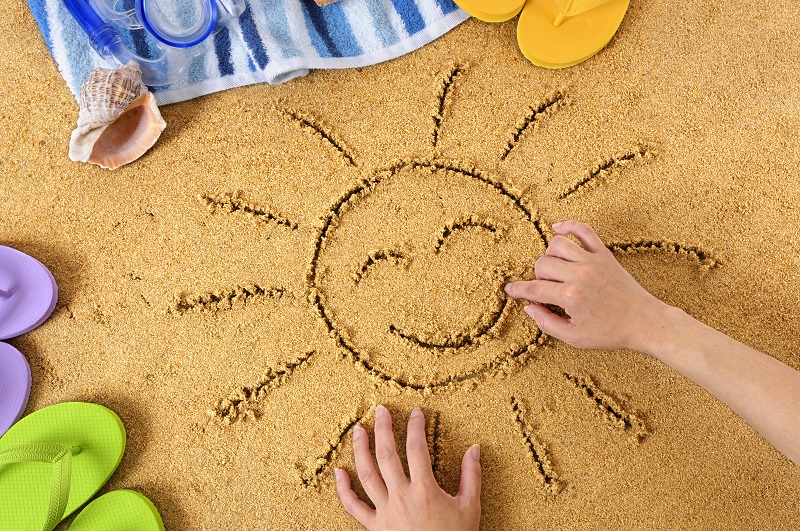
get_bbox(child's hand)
[505,220,669,353]
[335,406,481,531]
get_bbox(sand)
[2,0,800,528]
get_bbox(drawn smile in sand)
[174,62,721,492]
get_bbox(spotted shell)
[69,62,166,170]
[77,62,143,128]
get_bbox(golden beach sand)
[2,0,800,528]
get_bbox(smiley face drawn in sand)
[310,159,546,388]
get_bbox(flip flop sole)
[69,490,165,531]
[454,0,525,22]
[0,343,31,436]
[517,0,630,68]
[0,402,126,531]
[0,246,59,340]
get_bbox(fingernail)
[524,305,536,318]
[353,425,364,440]
[410,407,422,418]
[375,405,387,418]
[334,468,344,482]
[470,444,480,461]
[553,222,563,229]
[504,283,512,294]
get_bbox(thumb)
[525,304,572,341]
[457,444,481,504]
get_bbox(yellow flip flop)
[454,0,526,22]
[517,0,630,68]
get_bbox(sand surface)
[3,0,800,528]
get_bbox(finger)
[534,255,570,282]
[545,235,589,262]
[504,280,565,307]
[552,221,607,254]
[335,468,377,528]
[524,304,574,341]
[406,408,435,484]
[373,405,408,490]
[352,424,388,507]
[456,445,482,504]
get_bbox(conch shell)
[69,62,166,170]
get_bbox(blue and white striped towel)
[27,0,469,104]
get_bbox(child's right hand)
[504,220,672,355]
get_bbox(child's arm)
[505,220,800,466]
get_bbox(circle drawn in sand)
[310,159,546,389]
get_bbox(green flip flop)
[69,490,164,531]
[0,402,126,531]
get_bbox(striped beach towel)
[27,0,469,105]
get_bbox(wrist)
[628,300,686,357]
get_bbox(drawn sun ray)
[563,373,650,441]
[426,411,444,483]
[212,350,316,423]
[280,108,358,167]
[559,145,650,199]
[500,90,565,162]
[607,240,720,269]
[201,191,299,230]
[431,61,468,149]
[298,408,368,489]
[171,284,287,315]
[175,62,722,492]
[511,396,560,494]
[295,406,446,490]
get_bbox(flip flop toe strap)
[553,0,611,25]
[0,443,80,531]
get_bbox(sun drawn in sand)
[173,62,719,494]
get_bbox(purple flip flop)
[0,246,58,340]
[0,342,32,437]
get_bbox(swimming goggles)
[63,0,245,86]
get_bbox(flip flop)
[69,490,165,531]
[0,245,59,340]
[0,342,32,437]
[0,402,126,531]
[517,0,631,68]
[454,0,526,22]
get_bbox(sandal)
[69,489,165,531]
[0,246,58,340]
[454,0,630,68]
[0,402,126,531]
[518,0,631,68]
[0,342,31,437]
[454,0,525,22]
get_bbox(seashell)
[69,62,166,170]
